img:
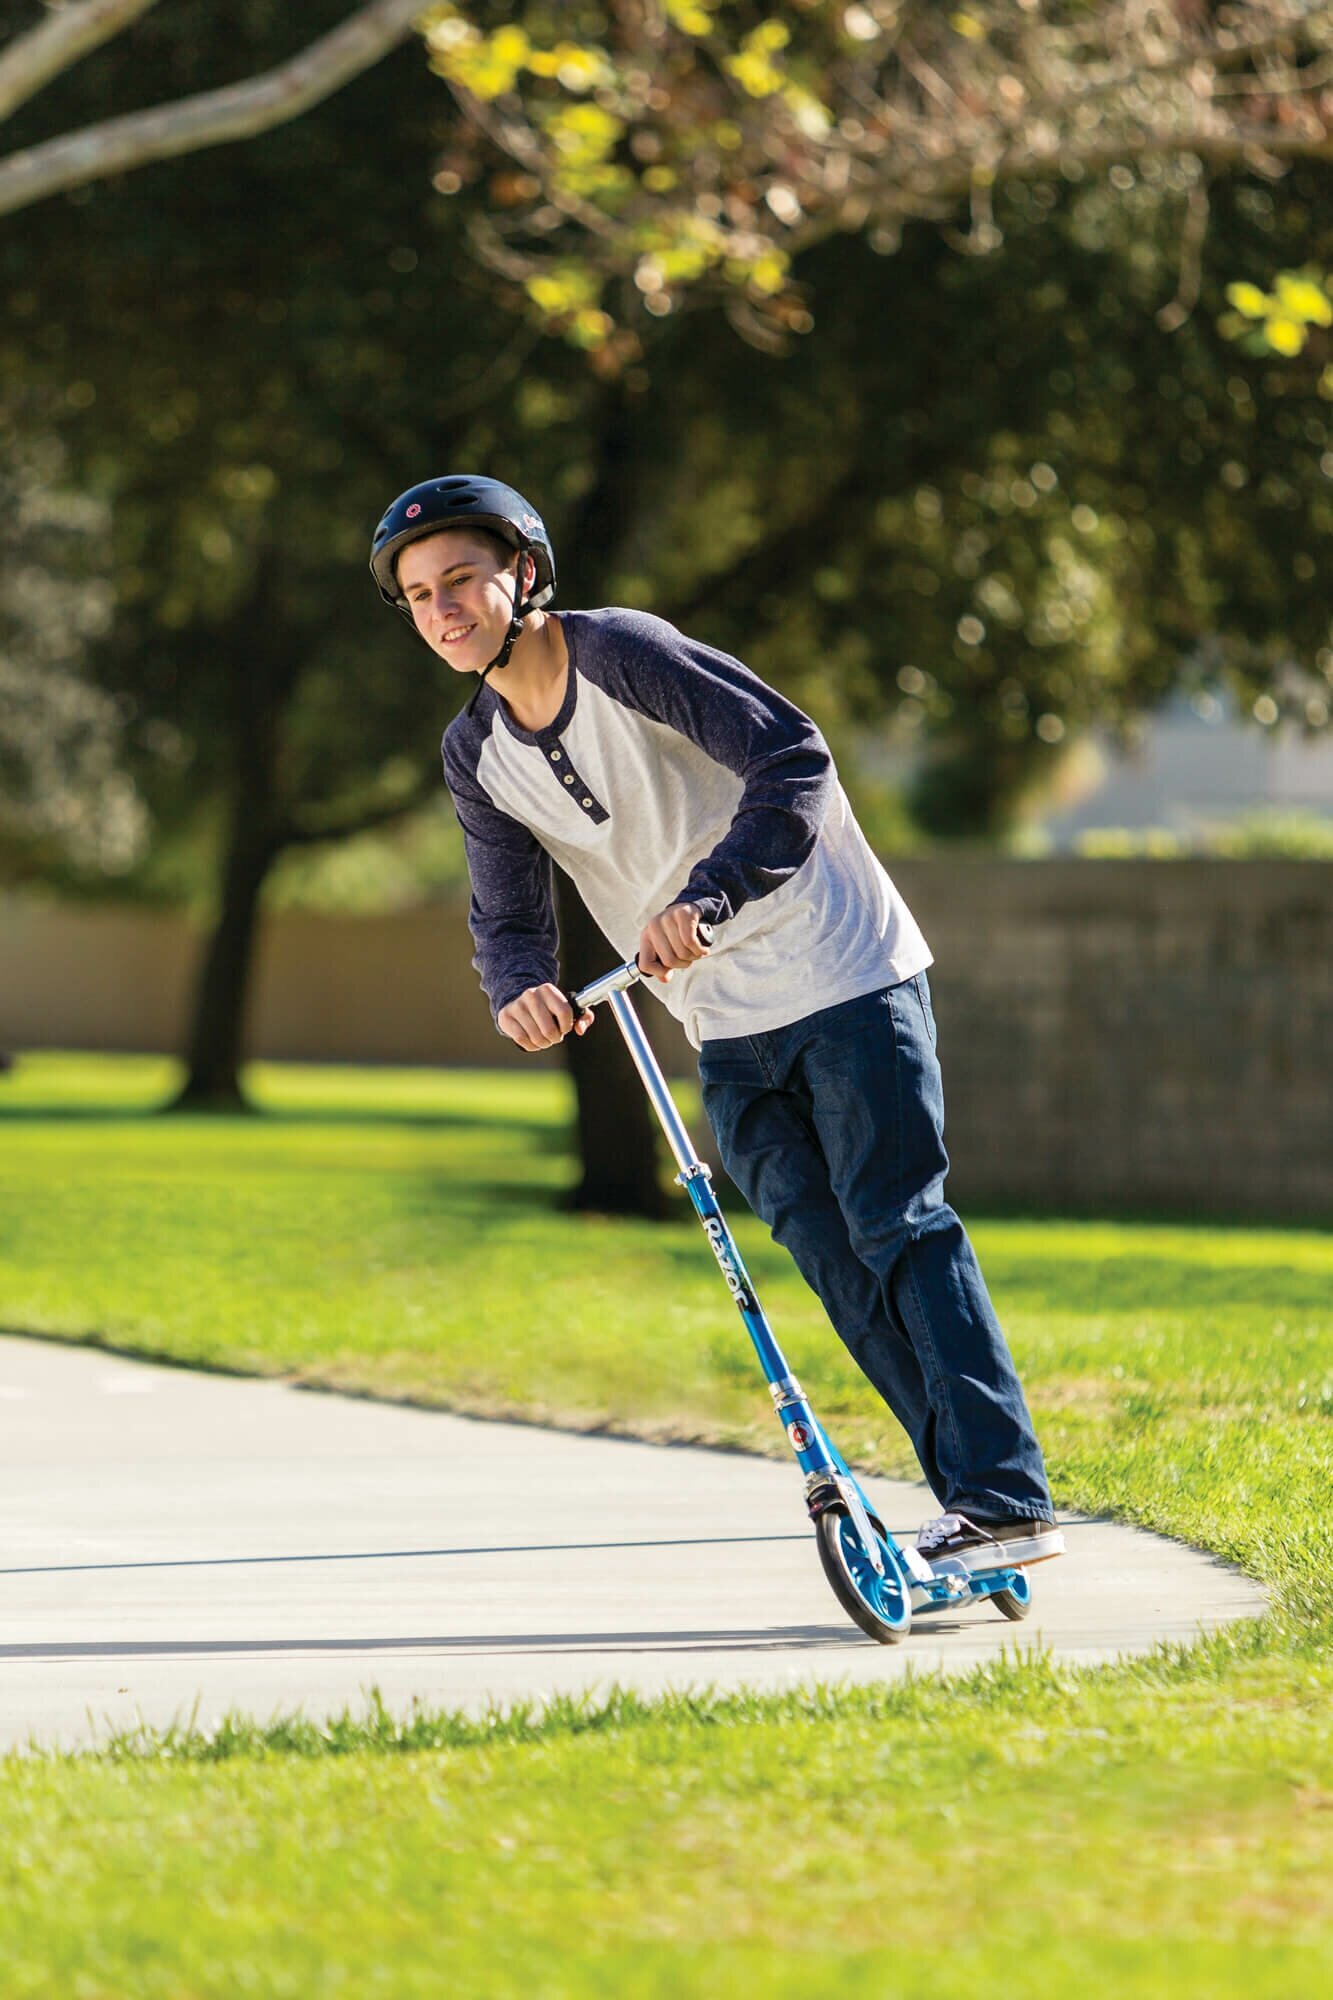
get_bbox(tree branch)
[807,115,1333,258]
[991,116,1333,181]
[662,457,868,637]
[423,2,1333,339]
[279,774,438,850]
[0,0,162,126]
[1155,173,1211,332]
[0,0,427,219]
[439,72,622,239]
[1038,14,1327,112]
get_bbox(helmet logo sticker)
[405,503,422,518]
[521,512,541,532]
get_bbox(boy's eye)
[408,572,471,601]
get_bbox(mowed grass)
[2,1051,1332,1997]
[4,1651,1333,2000]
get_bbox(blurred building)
[1037,691,1333,850]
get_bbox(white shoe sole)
[934,1529,1067,1575]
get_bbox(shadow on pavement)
[0,1530,811,1579]
[0,1622,967,1661]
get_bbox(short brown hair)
[393,524,517,588]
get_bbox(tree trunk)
[170,790,279,1111]
[170,562,291,1114]
[556,872,669,1217]
[553,377,669,1216]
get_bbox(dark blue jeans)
[698,975,1054,1524]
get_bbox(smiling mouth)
[439,623,477,646]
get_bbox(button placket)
[539,737,609,823]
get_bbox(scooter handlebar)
[572,921,714,1013]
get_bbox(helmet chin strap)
[465,555,530,718]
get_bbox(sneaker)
[916,1511,1065,1573]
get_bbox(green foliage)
[0,419,143,879]
[1221,269,1333,359]
[620,178,1332,837]
[0,0,602,903]
[1,0,1329,888]
[262,796,467,912]
[1075,811,1333,860]
[414,2,1332,351]
[416,3,1332,838]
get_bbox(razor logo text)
[702,1216,754,1310]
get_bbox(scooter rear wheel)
[815,1507,912,1645]
[990,1570,1033,1621]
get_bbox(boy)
[371,474,1063,1572]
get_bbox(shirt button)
[581,797,592,808]
[563,774,575,785]
[550,749,561,761]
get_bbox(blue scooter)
[572,943,1033,1644]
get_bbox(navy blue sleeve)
[442,723,560,1025]
[571,609,836,927]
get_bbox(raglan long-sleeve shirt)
[441,607,931,1049]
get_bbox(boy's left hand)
[638,902,710,982]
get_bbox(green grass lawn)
[2,1051,1331,1997]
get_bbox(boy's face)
[396,528,528,673]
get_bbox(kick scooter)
[572,943,1035,1645]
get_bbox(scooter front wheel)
[815,1507,912,1645]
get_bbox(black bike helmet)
[370,474,555,616]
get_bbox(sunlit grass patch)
[4,1637,1333,1997]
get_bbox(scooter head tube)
[571,956,641,1013]
[572,923,715,1014]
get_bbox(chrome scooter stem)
[571,956,697,1172]
[605,989,697,1176]
[571,950,885,1580]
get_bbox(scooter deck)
[909,1564,1025,1612]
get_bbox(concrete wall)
[891,861,1332,1220]
[0,897,554,1072]
[3,862,1330,1218]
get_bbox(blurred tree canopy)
[0,0,598,1102]
[675,173,1332,836]
[0,0,445,898]
[402,0,1333,833]
[417,1,1333,349]
[0,412,138,871]
[0,0,1329,1157]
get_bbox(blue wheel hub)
[834,1514,911,1631]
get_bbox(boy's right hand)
[497,984,593,1053]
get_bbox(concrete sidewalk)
[0,1333,1265,1752]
